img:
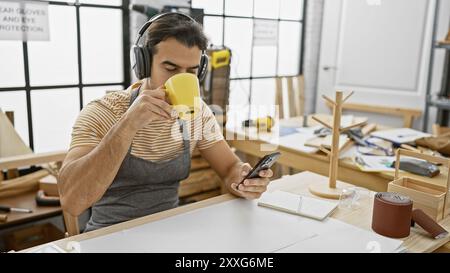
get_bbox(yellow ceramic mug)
[164,73,201,120]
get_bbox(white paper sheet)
[258,190,338,220]
[78,197,403,253]
[262,126,320,153]
[371,128,430,144]
[275,218,403,253]
[79,199,317,253]
[353,154,396,172]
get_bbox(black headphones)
[130,12,209,82]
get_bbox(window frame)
[192,0,307,119]
[0,0,131,150]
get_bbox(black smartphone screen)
[235,152,281,190]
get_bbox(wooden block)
[180,189,222,204]
[6,169,19,179]
[179,169,222,198]
[305,134,350,151]
[0,151,66,170]
[0,214,7,222]
[190,157,210,172]
[434,242,450,253]
[192,148,201,158]
[39,174,59,197]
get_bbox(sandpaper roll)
[372,192,413,238]
[412,209,448,239]
[0,214,7,222]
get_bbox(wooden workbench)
[23,172,450,253]
[225,118,448,193]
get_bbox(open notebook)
[258,190,338,221]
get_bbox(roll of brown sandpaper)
[0,214,7,222]
[372,192,413,238]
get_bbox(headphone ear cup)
[142,47,152,79]
[197,54,209,82]
[131,45,142,80]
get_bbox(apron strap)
[129,86,141,107]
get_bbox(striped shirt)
[70,81,224,161]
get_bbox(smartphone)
[235,152,281,190]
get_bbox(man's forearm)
[59,113,138,215]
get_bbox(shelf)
[435,42,450,50]
[428,97,450,110]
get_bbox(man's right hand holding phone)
[226,162,274,200]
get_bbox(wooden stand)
[309,91,354,199]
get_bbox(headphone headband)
[131,12,209,81]
[134,12,197,47]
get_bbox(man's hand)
[226,162,273,200]
[125,85,175,130]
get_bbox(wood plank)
[180,189,222,204]
[275,77,284,119]
[434,242,450,253]
[0,151,66,170]
[190,157,210,172]
[192,148,201,158]
[179,169,222,198]
[6,169,19,179]
[297,75,305,116]
[287,77,296,117]
[326,101,421,119]
[0,169,49,198]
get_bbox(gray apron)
[84,87,191,232]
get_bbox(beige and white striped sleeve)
[69,101,117,150]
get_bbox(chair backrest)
[325,102,421,128]
[275,75,305,119]
[62,211,80,236]
[58,184,80,236]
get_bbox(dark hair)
[144,13,208,55]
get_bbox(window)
[0,0,130,152]
[191,0,306,124]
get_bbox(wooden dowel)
[328,91,343,189]
[342,91,354,103]
[311,116,332,129]
[400,144,421,153]
[322,95,336,106]
[319,145,331,156]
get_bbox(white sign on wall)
[253,19,278,46]
[0,0,50,41]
